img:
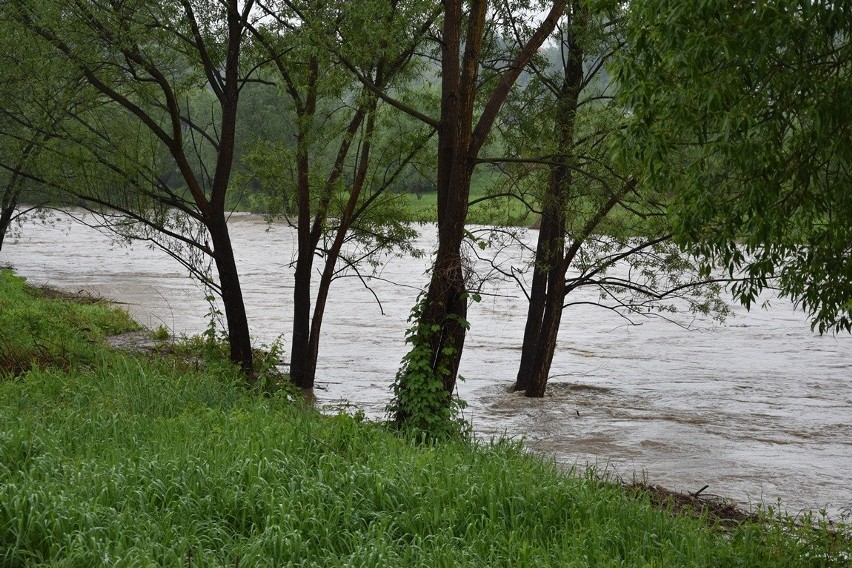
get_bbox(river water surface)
[2,213,850,517]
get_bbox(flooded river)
[2,213,850,517]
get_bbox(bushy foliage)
[616,0,852,333]
[387,294,469,440]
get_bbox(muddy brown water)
[3,212,850,517]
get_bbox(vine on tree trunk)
[387,293,469,441]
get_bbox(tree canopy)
[616,0,852,333]
[8,0,261,371]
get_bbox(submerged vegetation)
[1,269,849,566]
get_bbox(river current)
[2,212,850,517]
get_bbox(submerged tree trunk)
[524,267,568,397]
[393,0,568,429]
[516,2,584,397]
[514,179,565,392]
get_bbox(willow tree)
[12,0,260,374]
[0,83,54,252]
[389,0,569,434]
[0,7,87,251]
[494,1,728,397]
[617,0,852,333]
[247,0,436,389]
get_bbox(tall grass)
[0,269,848,566]
[0,269,139,376]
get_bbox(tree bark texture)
[209,214,254,377]
[289,82,316,388]
[397,0,570,407]
[516,2,585,397]
[204,0,255,375]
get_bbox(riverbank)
[4,214,852,517]
[1,268,849,565]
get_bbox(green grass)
[0,269,848,566]
[400,171,536,227]
[0,270,139,375]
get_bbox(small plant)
[151,325,171,341]
[250,336,297,399]
[202,295,226,348]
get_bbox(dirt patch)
[105,331,160,353]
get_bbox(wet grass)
[0,269,139,376]
[1,269,849,566]
[401,172,536,227]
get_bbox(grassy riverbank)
[402,173,535,227]
[0,269,848,566]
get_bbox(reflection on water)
[3,212,850,516]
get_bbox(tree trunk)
[514,191,563,392]
[525,261,568,397]
[516,2,584,397]
[0,205,12,252]
[286,53,319,389]
[419,235,471,391]
[398,0,481,398]
[305,99,379,386]
[207,3,254,377]
[289,128,315,389]
[290,243,313,388]
[286,96,375,388]
[1,141,38,253]
[392,0,569,428]
[208,214,254,377]
[0,185,18,252]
